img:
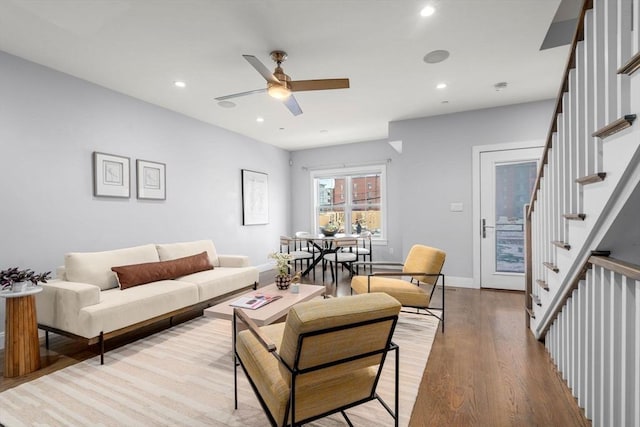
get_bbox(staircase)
[526,0,640,425]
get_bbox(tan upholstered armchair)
[233,293,401,426]
[351,244,446,332]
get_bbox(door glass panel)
[494,161,537,273]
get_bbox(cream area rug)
[0,312,439,427]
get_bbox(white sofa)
[36,240,258,363]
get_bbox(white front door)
[480,148,541,290]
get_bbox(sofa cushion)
[65,244,160,291]
[77,280,199,338]
[177,266,258,301]
[112,251,213,290]
[351,276,431,307]
[156,240,219,267]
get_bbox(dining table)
[298,233,360,278]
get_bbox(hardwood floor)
[410,287,590,427]
[0,268,590,426]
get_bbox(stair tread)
[530,293,542,306]
[592,114,636,139]
[551,241,571,250]
[543,262,559,273]
[575,173,606,185]
[536,279,549,291]
[563,213,586,221]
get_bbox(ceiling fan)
[214,50,350,116]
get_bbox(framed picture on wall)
[241,169,269,225]
[93,152,130,198]
[136,159,166,200]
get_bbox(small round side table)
[0,286,43,377]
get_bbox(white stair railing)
[526,0,640,424]
[546,256,640,427]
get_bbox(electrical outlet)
[389,247,394,254]
[450,202,463,212]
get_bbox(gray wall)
[0,51,289,332]
[291,100,555,282]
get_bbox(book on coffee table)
[230,294,283,310]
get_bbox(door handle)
[482,218,494,238]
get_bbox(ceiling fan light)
[268,83,291,99]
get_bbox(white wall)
[290,100,555,285]
[0,51,289,333]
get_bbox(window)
[311,165,386,239]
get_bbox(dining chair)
[321,237,359,283]
[346,230,373,273]
[279,236,314,274]
[294,231,317,279]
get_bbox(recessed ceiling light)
[494,81,508,91]
[420,5,435,17]
[436,83,447,89]
[256,117,264,123]
[423,50,450,64]
[320,129,329,133]
[174,81,186,88]
[217,100,236,108]
[441,100,449,104]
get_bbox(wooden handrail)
[589,255,640,281]
[527,0,593,219]
[538,250,618,339]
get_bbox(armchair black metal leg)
[394,345,399,427]
[441,276,445,333]
[234,354,238,409]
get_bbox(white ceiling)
[0,0,576,150]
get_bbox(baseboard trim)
[446,276,476,289]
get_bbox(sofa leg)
[99,331,105,365]
[45,331,49,349]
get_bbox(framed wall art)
[93,152,130,198]
[241,169,269,225]
[136,159,166,200]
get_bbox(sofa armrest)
[217,254,250,268]
[36,280,101,331]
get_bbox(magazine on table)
[230,293,283,310]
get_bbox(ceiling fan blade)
[214,88,267,101]
[283,95,303,116]
[243,55,280,84]
[289,78,350,92]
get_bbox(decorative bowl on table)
[320,227,338,236]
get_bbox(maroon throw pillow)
[112,251,213,290]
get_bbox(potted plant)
[268,252,295,290]
[0,267,51,293]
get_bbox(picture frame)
[136,159,166,200]
[93,152,130,198]
[241,169,269,225]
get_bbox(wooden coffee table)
[204,283,325,326]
